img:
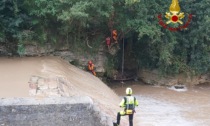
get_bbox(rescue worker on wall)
[112,30,118,43]
[114,87,139,126]
[88,60,96,76]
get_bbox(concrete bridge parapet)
[0,96,111,126]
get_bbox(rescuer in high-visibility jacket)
[112,30,118,43]
[114,87,139,126]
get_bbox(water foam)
[134,96,198,126]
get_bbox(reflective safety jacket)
[119,96,138,113]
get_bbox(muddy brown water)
[0,56,126,125]
[0,57,210,126]
[0,57,43,97]
[112,82,210,126]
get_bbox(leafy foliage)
[1,0,210,75]
[131,0,210,75]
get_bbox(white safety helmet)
[126,87,132,95]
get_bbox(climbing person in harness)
[112,30,118,43]
[113,87,139,126]
[88,60,96,76]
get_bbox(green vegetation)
[0,0,210,75]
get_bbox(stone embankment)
[138,69,210,86]
[0,96,111,126]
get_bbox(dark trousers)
[117,112,134,126]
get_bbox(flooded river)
[0,57,42,97]
[112,82,210,126]
[0,57,210,126]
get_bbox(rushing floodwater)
[0,57,210,126]
[112,82,210,126]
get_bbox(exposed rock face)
[23,44,55,56]
[29,76,58,97]
[3,42,108,74]
[1,42,112,75]
[53,46,107,74]
[138,69,210,86]
[138,69,178,86]
[95,45,107,73]
[29,76,76,97]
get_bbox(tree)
[1,0,210,76]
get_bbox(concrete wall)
[0,96,111,126]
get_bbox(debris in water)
[168,85,187,92]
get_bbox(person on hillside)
[88,60,96,76]
[113,87,139,126]
[112,30,118,43]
